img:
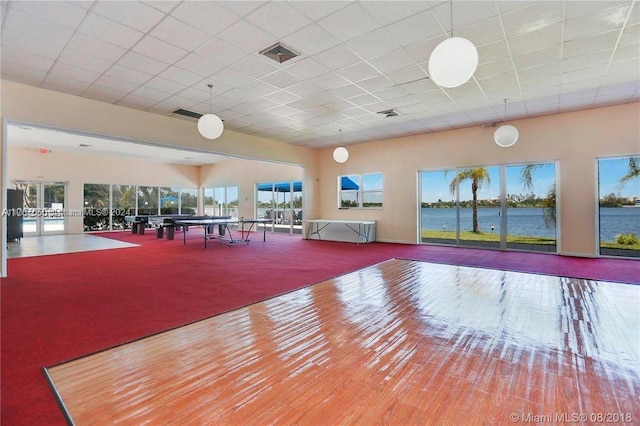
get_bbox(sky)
[421,158,639,203]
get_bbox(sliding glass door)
[13,182,66,236]
[420,163,557,253]
[598,156,639,258]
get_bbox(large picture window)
[339,173,383,209]
[598,156,639,258]
[84,184,200,232]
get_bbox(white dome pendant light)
[494,98,519,147]
[197,84,224,140]
[332,129,349,163]
[428,1,478,88]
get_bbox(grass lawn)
[421,230,640,252]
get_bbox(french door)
[13,182,67,236]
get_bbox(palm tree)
[521,164,556,229]
[619,156,639,184]
[449,168,491,233]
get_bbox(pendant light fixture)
[428,1,478,88]
[197,84,224,140]
[332,129,349,163]
[494,98,519,147]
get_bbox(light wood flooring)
[46,259,639,425]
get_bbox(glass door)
[14,182,66,236]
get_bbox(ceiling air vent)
[259,42,298,64]
[377,109,398,118]
[172,108,203,119]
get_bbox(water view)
[421,207,639,242]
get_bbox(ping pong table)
[174,218,272,247]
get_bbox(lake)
[421,207,640,242]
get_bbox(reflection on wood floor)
[46,259,639,425]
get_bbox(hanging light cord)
[450,0,453,37]
[503,98,508,123]
[207,84,213,114]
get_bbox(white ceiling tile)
[564,31,620,58]
[336,61,381,83]
[49,62,101,84]
[289,1,350,21]
[517,62,563,82]
[195,38,249,64]
[507,23,562,56]
[116,93,162,110]
[65,33,127,62]
[563,51,612,72]
[211,67,256,87]
[282,82,323,99]
[217,1,267,18]
[346,93,380,107]
[501,1,564,37]
[385,10,443,46]
[328,84,367,100]
[174,54,226,78]
[313,45,361,71]
[142,1,177,14]
[355,75,395,92]
[158,66,204,87]
[264,90,303,105]
[228,55,279,79]
[564,1,630,20]
[9,0,88,29]
[92,1,165,33]
[476,40,511,64]
[431,1,501,32]
[360,1,433,26]
[620,23,640,46]
[150,16,211,51]
[475,58,514,80]
[93,74,141,94]
[1,29,66,60]
[310,72,351,90]
[564,4,630,41]
[171,1,241,35]
[612,42,640,62]
[345,28,403,60]
[244,2,312,39]
[3,8,75,45]
[283,58,330,80]
[133,36,188,65]
[368,48,416,74]
[130,85,173,102]
[79,13,144,49]
[1,46,55,72]
[218,19,276,53]
[1,63,47,86]
[43,74,91,95]
[281,24,341,56]
[144,76,188,95]
[117,51,169,75]
[513,46,562,69]
[456,17,505,46]
[385,64,429,85]
[317,3,380,42]
[57,48,112,74]
[222,87,263,103]
[260,71,303,89]
[476,71,520,91]
[239,80,280,98]
[105,64,153,85]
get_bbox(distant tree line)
[599,193,637,207]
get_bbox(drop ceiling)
[1,0,639,160]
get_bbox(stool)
[156,227,164,238]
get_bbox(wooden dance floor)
[46,259,639,425]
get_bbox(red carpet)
[1,231,638,425]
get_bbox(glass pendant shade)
[332,147,349,163]
[494,124,519,147]
[198,113,224,140]
[428,37,479,88]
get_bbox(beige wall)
[318,102,640,254]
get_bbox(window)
[598,156,639,258]
[339,173,383,209]
[83,184,110,231]
[204,186,238,218]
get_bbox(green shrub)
[616,233,639,245]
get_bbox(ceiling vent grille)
[377,109,398,118]
[173,108,203,119]
[259,42,298,64]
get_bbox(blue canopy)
[257,182,302,192]
[341,176,359,190]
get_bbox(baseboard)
[558,251,597,258]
